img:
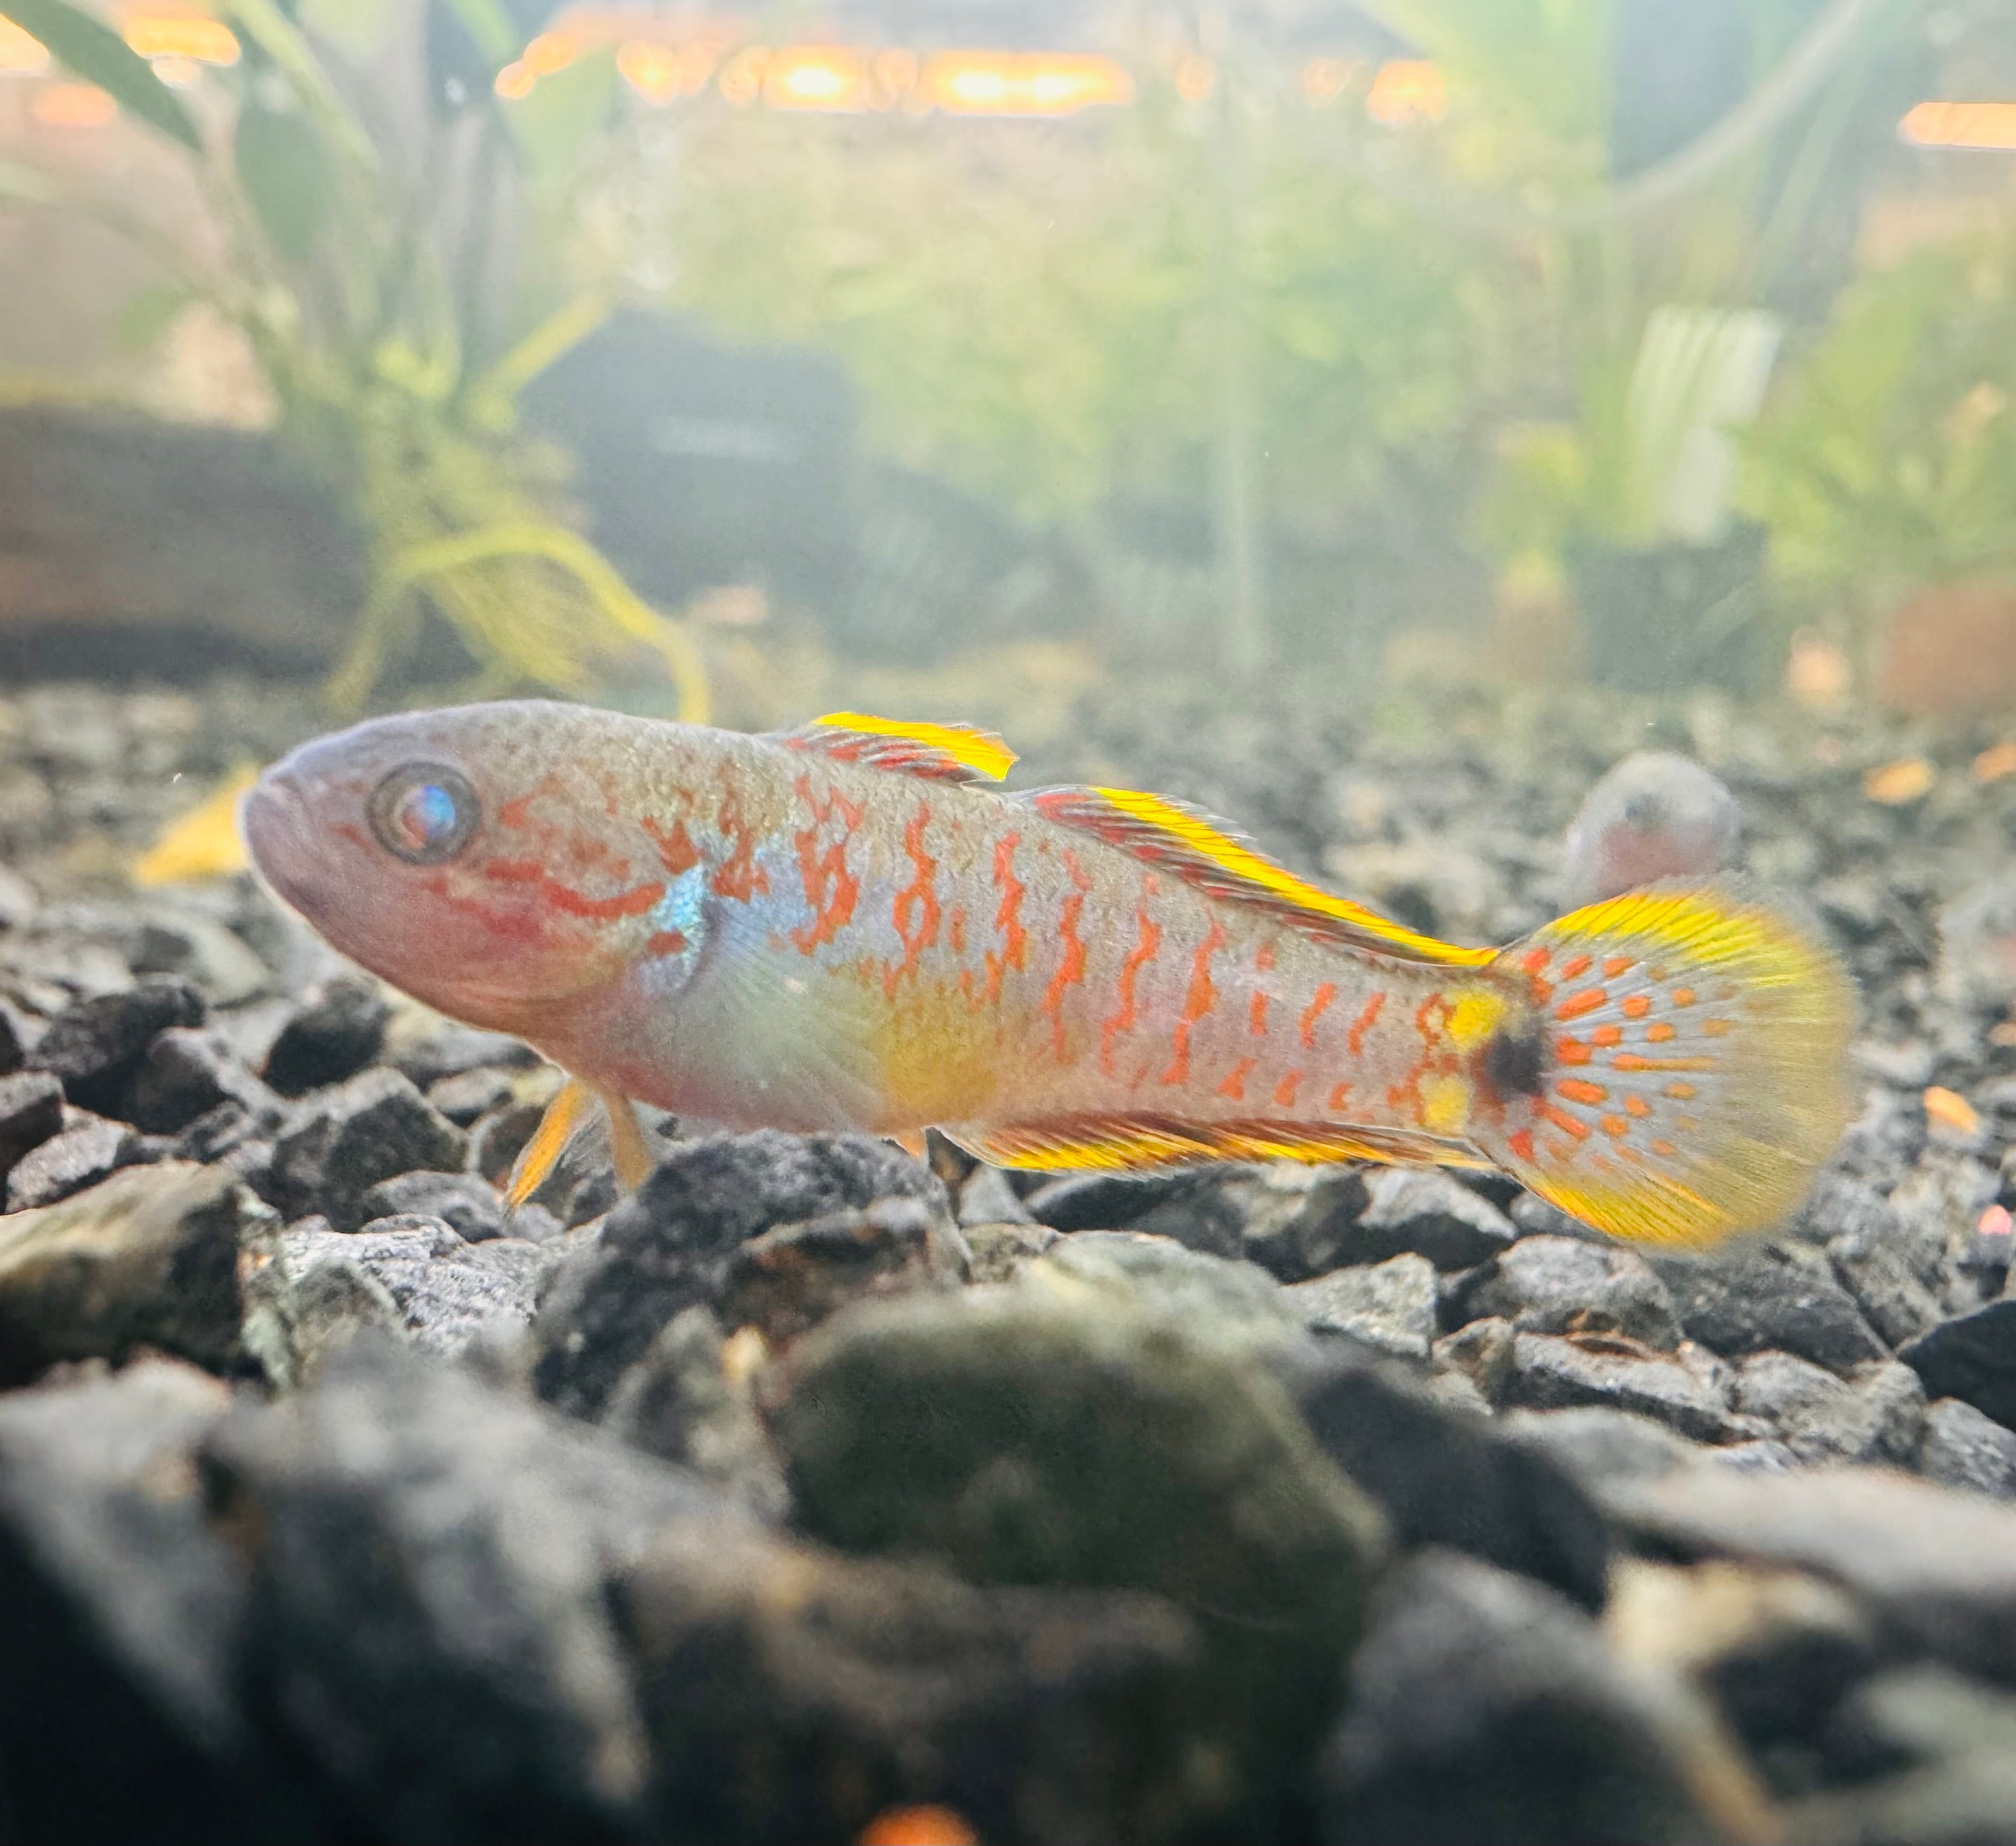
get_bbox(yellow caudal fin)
[1471,882,1855,1251]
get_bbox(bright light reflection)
[1900,100,2016,150]
[123,16,239,63]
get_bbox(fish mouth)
[241,771,328,917]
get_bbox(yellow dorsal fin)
[1020,785,1493,967]
[772,713,1017,785]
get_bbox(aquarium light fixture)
[1899,100,2016,149]
[0,14,48,73]
[537,36,1134,114]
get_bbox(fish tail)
[1470,882,1854,1251]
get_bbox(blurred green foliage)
[0,0,706,714]
[661,96,1516,529]
[1739,225,2016,615]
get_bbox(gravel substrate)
[5,674,2016,1845]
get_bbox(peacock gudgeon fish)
[242,702,1854,1249]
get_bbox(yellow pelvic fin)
[598,1088,657,1191]
[943,1113,1488,1174]
[1477,879,1855,1252]
[889,1129,929,1161]
[136,763,259,887]
[507,1080,657,1210]
[1021,784,1493,967]
[774,713,1017,786]
[504,1078,594,1210]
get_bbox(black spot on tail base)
[1485,1022,1547,1099]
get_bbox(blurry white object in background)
[1627,307,1782,544]
[1562,750,1742,909]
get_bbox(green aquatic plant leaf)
[115,281,194,353]
[234,102,330,264]
[0,0,200,150]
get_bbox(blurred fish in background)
[1562,750,1741,909]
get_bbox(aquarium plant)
[0,0,707,717]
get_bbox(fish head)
[243,701,706,1033]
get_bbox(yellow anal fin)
[773,712,1017,785]
[942,1113,1488,1174]
[1019,785,1492,967]
[504,1078,595,1210]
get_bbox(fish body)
[244,702,1854,1249]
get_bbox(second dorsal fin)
[1020,785,1495,967]
[773,712,1017,786]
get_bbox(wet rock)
[0,1359,308,1845]
[619,1519,1204,1846]
[956,1163,1032,1226]
[773,1285,1388,1801]
[1731,1353,1924,1464]
[5,1113,141,1211]
[0,1163,273,1386]
[1504,1331,1742,1443]
[128,911,271,1008]
[1605,1557,1876,1750]
[1433,1315,1516,1407]
[0,1002,21,1073]
[259,974,388,1097]
[1830,1236,1945,1350]
[1797,1666,2016,1845]
[286,1255,405,1375]
[1651,1242,1887,1373]
[1504,1406,1704,1489]
[426,1066,516,1126]
[126,1027,280,1137]
[534,1132,951,1419]
[1318,1549,1772,1846]
[1026,1232,1305,1365]
[717,1195,969,1347]
[0,1067,64,1182]
[1348,1166,1517,1271]
[601,1307,787,1517]
[26,976,204,1114]
[1119,1164,1368,1278]
[1290,1345,1611,1612]
[1607,1463,2016,1684]
[357,1169,507,1243]
[282,1218,557,1357]
[1449,1237,1680,1348]
[1288,1254,1438,1361]
[390,1021,537,1090]
[960,1220,1059,1284]
[1511,1191,1606,1241]
[1917,1397,2016,1500]
[269,1067,467,1231]
[202,1339,719,1845]
[0,863,38,934]
[1900,1299,2016,1432]
[1020,1169,1202,1234]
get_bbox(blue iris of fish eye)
[368,763,479,865]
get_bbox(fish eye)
[368,763,479,865]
